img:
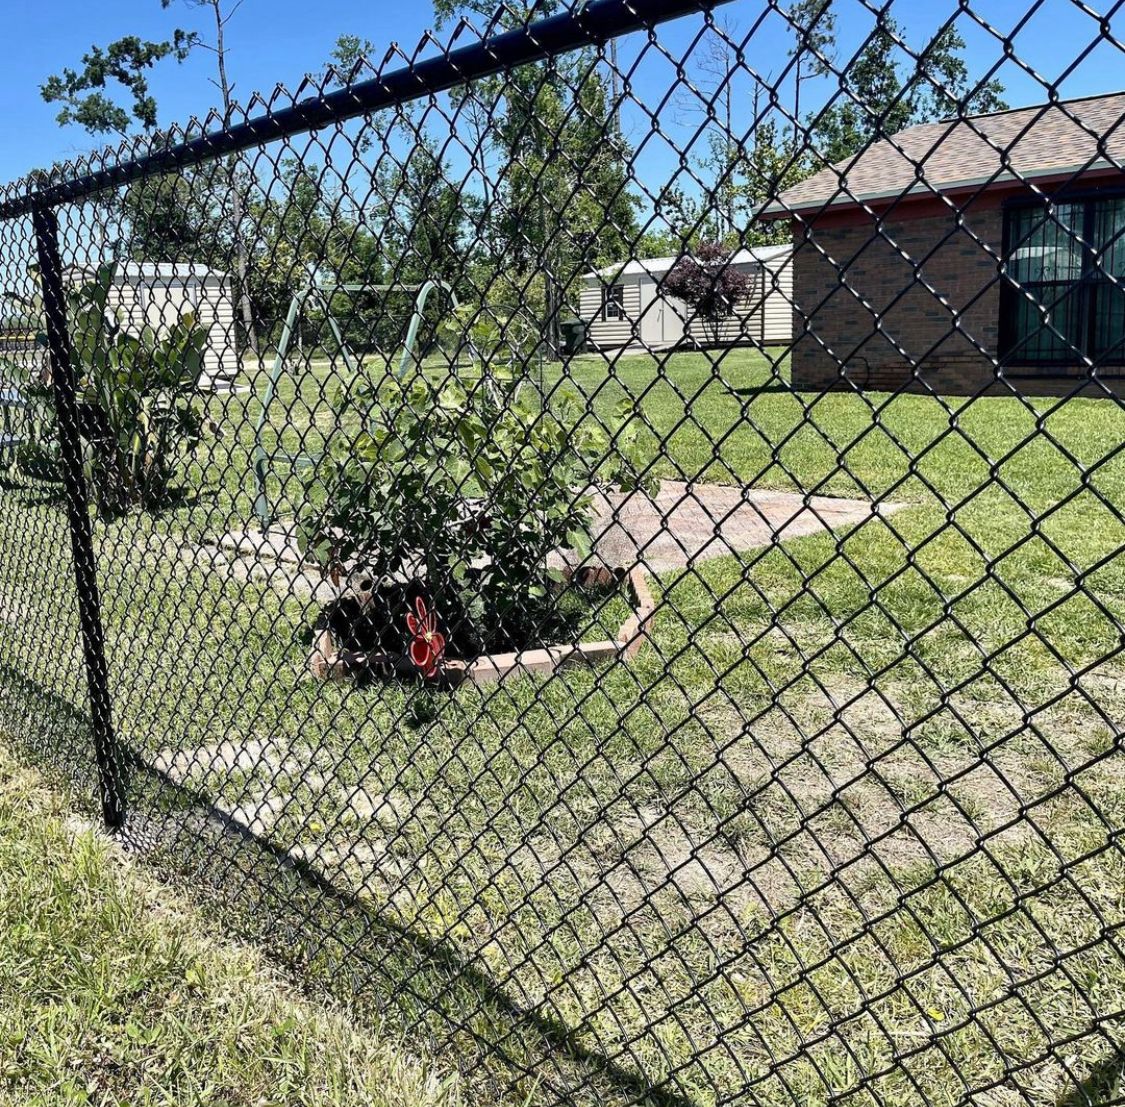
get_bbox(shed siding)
[582,255,793,351]
[581,281,642,348]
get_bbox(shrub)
[15,375,62,481]
[63,264,211,515]
[662,241,753,346]
[303,307,648,654]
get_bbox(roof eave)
[764,158,1123,220]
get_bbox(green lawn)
[0,746,460,1107]
[0,346,1122,1104]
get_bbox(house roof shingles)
[774,91,1125,216]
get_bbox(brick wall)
[792,199,1007,394]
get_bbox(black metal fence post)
[31,201,125,830]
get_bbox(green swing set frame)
[251,278,461,528]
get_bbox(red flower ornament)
[406,597,445,680]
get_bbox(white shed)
[579,245,793,351]
[64,262,238,388]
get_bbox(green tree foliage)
[375,132,478,288]
[41,33,195,137]
[813,19,1007,165]
[43,2,262,356]
[320,34,376,88]
[119,168,233,266]
[431,0,563,27]
[495,55,637,269]
[430,2,637,347]
[246,159,393,350]
[472,52,637,352]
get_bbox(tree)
[432,1,637,355]
[120,168,226,264]
[677,16,744,241]
[41,33,195,137]
[912,26,1008,122]
[740,117,812,246]
[431,0,563,26]
[789,0,838,146]
[813,18,1007,165]
[497,53,638,351]
[245,159,396,350]
[672,14,825,248]
[376,132,477,287]
[42,1,261,359]
[662,242,753,346]
[163,0,260,358]
[320,34,376,88]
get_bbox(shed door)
[640,280,685,348]
[657,284,685,346]
[638,281,659,347]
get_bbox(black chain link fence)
[0,0,1123,1101]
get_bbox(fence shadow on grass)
[0,664,98,793]
[0,670,692,1106]
[1057,1049,1125,1107]
[118,751,698,1107]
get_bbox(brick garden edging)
[308,565,655,686]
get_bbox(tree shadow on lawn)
[727,382,794,397]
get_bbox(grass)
[1,345,1123,1104]
[0,744,461,1107]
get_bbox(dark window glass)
[1002,197,1125,368]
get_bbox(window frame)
[1000,186,1125,371]
[601,283,625,322]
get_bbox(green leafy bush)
[64,264,211,515]
[15,373,62,480]
[304,308,647,653]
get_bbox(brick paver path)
[585,481,902,572]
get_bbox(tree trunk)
[212,1,259,362]
[794,55,803,148]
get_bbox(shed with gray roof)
[579,245,793,352]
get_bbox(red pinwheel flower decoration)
[406,597,445,680]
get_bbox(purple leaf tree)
[662,241,752,346]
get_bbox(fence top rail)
[0,0,729,221]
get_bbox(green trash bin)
[559,317,587,355]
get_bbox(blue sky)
[0,0,443,182]
[1,0,1123,189]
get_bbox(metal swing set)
[251,277,463,527]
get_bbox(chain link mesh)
[0,0,1123,1102]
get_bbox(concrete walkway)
[581,481,903,573]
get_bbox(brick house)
[769,92,1125,394]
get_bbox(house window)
[602,284,625,322]
[1001,196,1125,367]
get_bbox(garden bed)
[307,563,654,686]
